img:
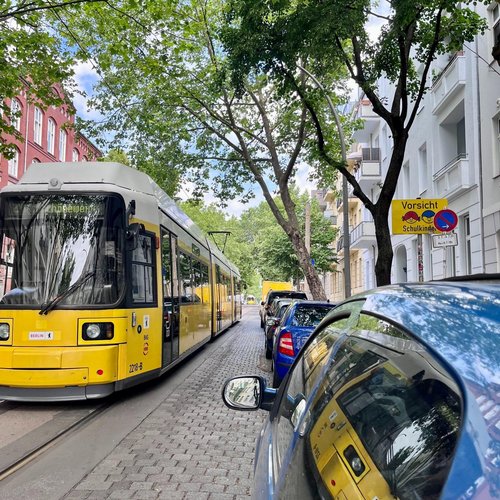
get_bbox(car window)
[291,305,333,327]
[278,304,290,318]
[274,313,463,500]
[275,317,350,467]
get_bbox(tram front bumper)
[0,345,119,387]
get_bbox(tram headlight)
[83,322,114,341]
[0,323,10,340]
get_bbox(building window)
[72,148,79,162]
[8,148,20,178]
[462,214,472,275]
[491,3,500,45]
[402,161,410,198]
[10,99,22,131]
[47,118,56,155]
[438,101,466,169]
[82,156,88,162]
[32,158,41,163]
[457,118,466,157]
[59,129,67,161]
[418,144,428,194]
[34,107,43,145]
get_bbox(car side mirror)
[222,376,276,412]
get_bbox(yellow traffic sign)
[392,199,448,234]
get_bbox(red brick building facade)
[1,83,101,189]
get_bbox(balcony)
[336,226,354,254]
[354,148,382,191]
[350,221,376,249]
[336,186,358,212]
[323,209,338,226]
[433,154,473,201]
[323,188,336,203]
[353,100,381,143]
[431,54,466,115]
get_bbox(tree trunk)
[373,207,393,286]
[371,131,408,286]
[289,229,327,300]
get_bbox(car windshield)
[0,194,125,308]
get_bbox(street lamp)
[297,64,351,298]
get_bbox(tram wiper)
[39,271,96,315]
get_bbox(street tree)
[222,0,488,285]
[240,191,337,285]
[52,0,337,299]
[0,0,106,159]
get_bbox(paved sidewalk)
[64,307,269,500]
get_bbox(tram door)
[161,229,180,367]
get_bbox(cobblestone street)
[64,306,269,500]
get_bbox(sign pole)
[417,233,424,282]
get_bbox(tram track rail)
[0,399,114,481]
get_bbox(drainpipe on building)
[474,25,486,273]
[23,98,30,176]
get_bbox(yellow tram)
[0,162,242,401]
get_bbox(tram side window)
[192,260,203,303]
[179,252,193,303]
[161,233,171,301]
[131,233,155,304]
[201,263,209,303]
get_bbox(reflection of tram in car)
[0,162,242,401]
[305,326,462,500]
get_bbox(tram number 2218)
[129,362,143,373]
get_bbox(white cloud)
[71,61,103,121]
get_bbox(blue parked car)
[272,300,336,387]
[222,278,500,500]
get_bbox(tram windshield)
[0,194,125,309]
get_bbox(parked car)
[222,278,500,500]
[271,300,336,387]
[259,289,307,328]
[264,298,293,360]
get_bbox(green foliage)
[0,1,78,158]
[240,190,337,282]
[180,200,260,291]
[222,0,488,286]
[99,148,130,164]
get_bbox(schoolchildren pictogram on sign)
[392,199,448,234]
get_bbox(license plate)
[29,331,54,340]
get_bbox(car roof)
[342,279,499,393]
[290,300,335,307]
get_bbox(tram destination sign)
[392,198,448,235]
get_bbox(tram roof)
[6,162,240,275]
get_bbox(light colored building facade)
[324,3,500,299]
[1,81,101,188]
